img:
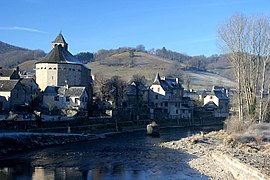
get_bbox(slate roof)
[65,87,86,97]
[213,90,229,100]
[0,68,14,77]
[207,90,229,100]
[0,68,20,79]
[43,86,61,95]
[37,45,84,65]
[152,72,183,92]
[0,80,20,91]
[127,82,147,96]
[20,78,38,86]
[43,86,86,97]
[52,32,68,45]
[204,101,218,109]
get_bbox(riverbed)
[0,126,221,180]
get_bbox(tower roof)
[52,32,67,45]
[153,72,161,85]
[37,45,84,65]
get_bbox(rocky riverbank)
[159,127,270,179]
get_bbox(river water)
[0,126,220,180]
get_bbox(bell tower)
[51,32,68,50]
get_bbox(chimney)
[64,80,68,89]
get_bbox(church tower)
[51,32,68,50]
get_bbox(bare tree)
[165,63,184,82]
[218,14,270,123]
[218,14,248,122]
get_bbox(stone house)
[204,86,229,117]
[19,78,40,104]
[149,73,192,119]
[65,86,88,110]
[42,85,88,113]
[0,80,26,111]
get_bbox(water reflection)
[0,127,220,180]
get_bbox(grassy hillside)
[88,51,235,89]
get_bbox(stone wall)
[212,153,268,180]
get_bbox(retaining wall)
[212,152,268,180]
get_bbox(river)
[0,126,221,180]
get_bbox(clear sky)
[0,0,269,56]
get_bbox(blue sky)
[0,0,269,56]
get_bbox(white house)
[149,73,192,119]
[204,86,229,117]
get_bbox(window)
[157,87,160,92]
[66,97,70,102]
[165,102,168,107]
[53,68,56,70]
[54,96,59,101]
[155,95,158,99]
[176,110,178,114]
[75,98,79,104]
[52,76,54,80]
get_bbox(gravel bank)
[159,130,270,179]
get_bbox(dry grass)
[224,120,270,148]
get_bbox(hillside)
[0,41,27,54]
[0,41,45,68]
[87,51,235,89]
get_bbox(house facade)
[149,73,192,119]
[19,78,40,104]
[65,86,88,110]
[0,80,26,111]
[204,86,229,117]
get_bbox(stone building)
[35,33,92,106]
[0,80,26,110]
